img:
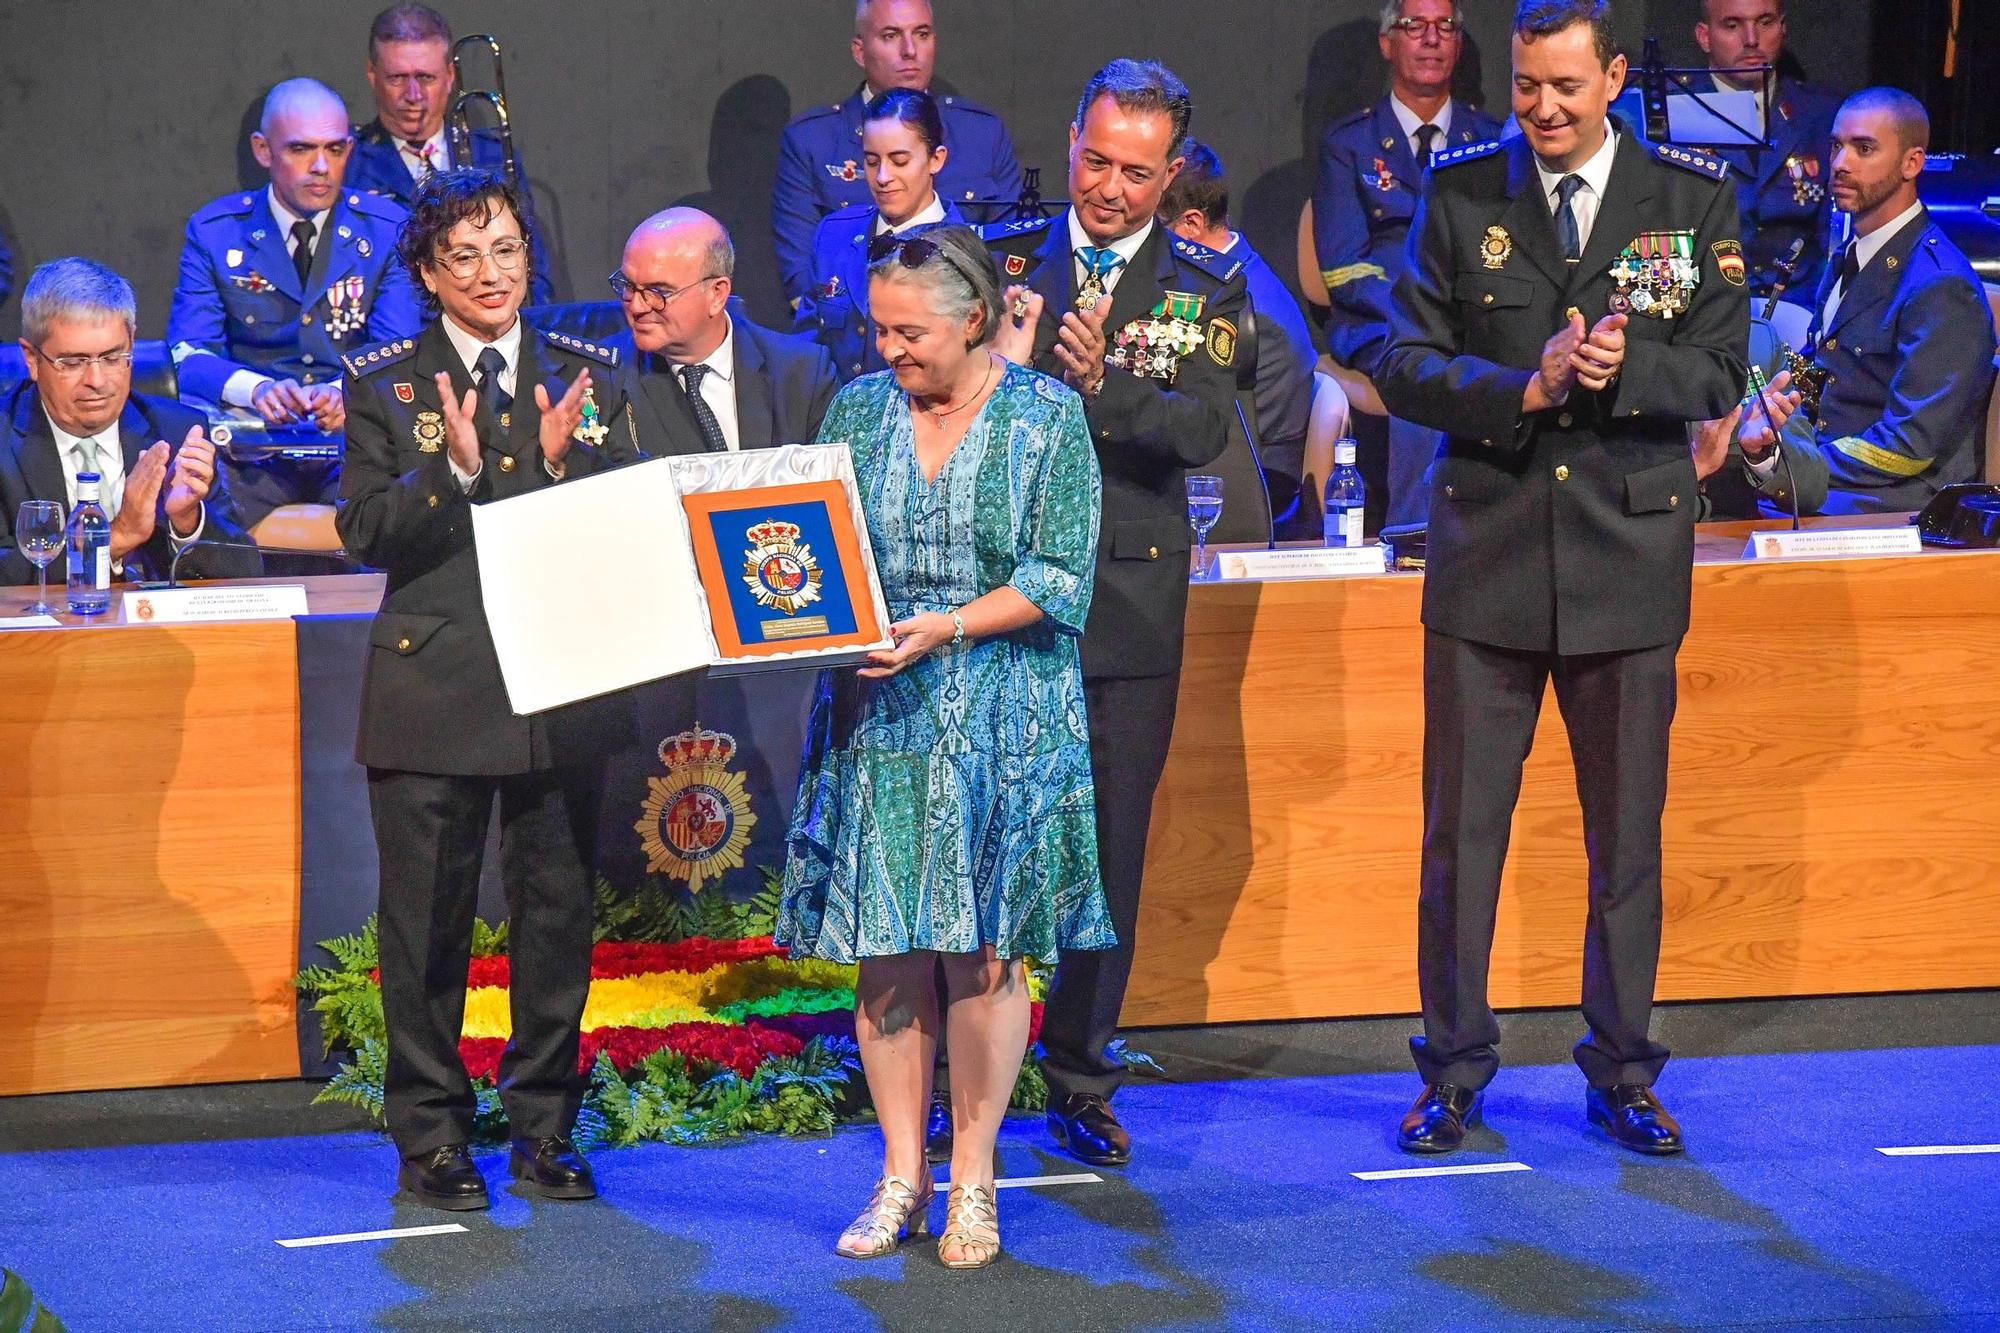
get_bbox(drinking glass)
[1185,475,1224,580]
[16,501,64,615]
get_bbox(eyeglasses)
[607,272,721,313]
[867,231,983,294]
[1389,16,1460,38]
[433,238,529,280]
[32,346,134,376]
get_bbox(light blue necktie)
[1076,246,1126,282]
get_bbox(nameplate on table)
[1214,545,1389,581]
[1742,527,1923,561]
[0,613,62,631]
[120,585,309,624]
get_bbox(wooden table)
[1126,519,2000,1025]
[4,518,1998,1096]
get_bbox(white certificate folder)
[470,443,894,715]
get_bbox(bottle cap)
[75,470,101,500]
[1334,438,1357,466]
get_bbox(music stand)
[1633,36,1774,150]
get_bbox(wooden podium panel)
[0,606,307,1095]
[1123,534,2000,1027]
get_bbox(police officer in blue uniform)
[1313,1,1503,528]
[1687,0,1840,294]
[166,78,422,526]
[1779,88,1995,514]
[774,0,1019,309]
[796,89,968,382]
[343,3,555,303]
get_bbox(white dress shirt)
[874,193,947,236]
[44,410,206,557]
[220,188,332,410]
[440,314,523,488]
[1533,124,1620,257]
[1066,212,1153,295]
[671,319,743,452]
[1822,198,1924,331]
[1390,95,1453,162]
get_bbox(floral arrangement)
[296,871,1057,1146]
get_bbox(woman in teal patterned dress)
[777,225,1111,1269]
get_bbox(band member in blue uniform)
[166,79,421,526]
[774,0,1019,309]
[796,89,969,383]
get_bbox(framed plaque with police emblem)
[470,443,893,714]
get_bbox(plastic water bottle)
[65,471,112,616]
[1323,439,1367,549]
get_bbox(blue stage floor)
[3,1001,1997,1331]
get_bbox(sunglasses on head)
[867,232,941,266]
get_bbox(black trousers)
[1039,670,1182,1103]
[1412,630,1678,1092]
[368,766,599,1157]
[224,454,340,529]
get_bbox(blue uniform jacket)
[793,200,968,382]
[774,86,1019,307]
[167,187,422,409]
[1312,95,1502,373]
[345,119,555,304]
[1800,211,1995,514]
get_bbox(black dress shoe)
[509,1135,598,1199]
[397,1144,489,1211]
[1587,1084,1684,1155]
[925,1093,953,1165]
[1047,1093,1131,1167]
[1396,1083,1482,1154]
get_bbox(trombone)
[447,34,518,184]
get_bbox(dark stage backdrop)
[0,1,1876,341]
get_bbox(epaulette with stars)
[974,215,1055,242]
[1432,139,1504,170]
[1652,142,1731,182]
[540,329,621,367]
[342,337,417,379]
[1167,233,1245,284]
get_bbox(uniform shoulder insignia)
[940,93,1000,120]
[342,337,417,379]
[543,329,621,368]
[191,191,256,224]
[345,190,410,222]
[1653,142,1730,181]
[1431,139,1504,170]
[974,215,1054,242]
[1167,234,1245,283]
[787,101,842,127]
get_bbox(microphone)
[1759,237,1808,321]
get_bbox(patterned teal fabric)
[777,361,1114,963]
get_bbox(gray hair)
[1379,0,1464,34]
[1074,59,1194,162]
[21,258,137,346]
[700,228,736,280]
[868,224,1002,346]
[854,0,932,31]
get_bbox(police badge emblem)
[741,518,824,615]
[633,724,757,893]
[225,248,244,269]
[1004,254,1027,278]
[394,382,415,404]
[413,410,445,452]
[1609,230,1699,318]
[1481,226,1513,270]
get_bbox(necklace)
[913,356,994,422]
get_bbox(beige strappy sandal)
[835,1174,934,1258]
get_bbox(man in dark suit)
[1314,0,1503,528]
[1377,0,1749,1157]
[345,3,555,304]
[167,78,421,528]
[607,208,839,458]
[774,0,1019,309]
[1785,88,1995,513]
[337,169,626,1212]
[983,59,1246,1169]
[3,258,256,586]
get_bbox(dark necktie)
[1414,124,1440,167]
[1554,175,1585,263]
[1810,242,1861,349]
[473,346,511,423]
[289,219,317,286]
[678,362,730,453]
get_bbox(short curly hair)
[395,167,537,314]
